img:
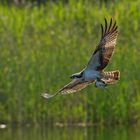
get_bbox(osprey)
[42,18,120,99]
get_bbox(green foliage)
[0,0,140,125]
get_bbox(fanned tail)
[103,70,120,80]
[103,70,120,84]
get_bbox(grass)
[0,0,140,125]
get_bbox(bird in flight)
[42,18,120,99]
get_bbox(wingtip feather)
[100,24,104,38]
[108,18,112,32]
[104,18,108,33]
[41,92,58,99]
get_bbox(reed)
[0,0,139,125]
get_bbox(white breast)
[84,69,101,81]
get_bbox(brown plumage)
[59,79,94,94]
[42,18,120,99]
[102,70,120,84]
[87,18,118,71]
[42,80,94,98]
[103,70,120,80]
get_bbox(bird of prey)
[42,18,120,99]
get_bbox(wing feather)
[59,79,94,94]
[86,18,118,71]
[104,18,108,33]
[42,79,94,99]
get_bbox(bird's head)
[70,74,77,79]
[70,72,83,79]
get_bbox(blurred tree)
[0,0,111,6]
[13,0,25,5]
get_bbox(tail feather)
[103,70,120,84]
[103,70,120,80]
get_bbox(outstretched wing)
[86,18,118,71]
[42,79,94,99]
[59,79,94,94]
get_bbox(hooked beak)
[70,75,74,79]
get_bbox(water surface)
[0,124,140,140]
